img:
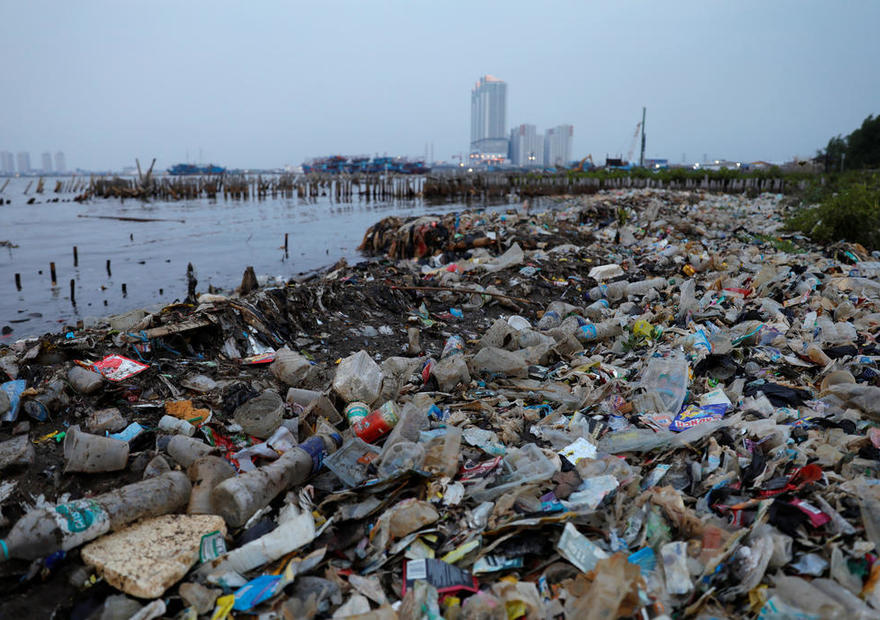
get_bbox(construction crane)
[625,121,641,165]
[639,107,646,168]
[571,154,594,172]
[625,107,647,167]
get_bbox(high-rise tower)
[544,125,574,167]
[470,75,508,157]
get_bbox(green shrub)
[786,176,880,249]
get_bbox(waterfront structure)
[544,125,574,167]
[16,152,31,174]
[41,152,53,173]
[509,124,545,167]
[0,151,14,174]
[470,75,508,159]
[55,151,66,173]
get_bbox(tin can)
[353,401,399,443]
[343,402,369,426]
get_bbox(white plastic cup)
[63,425,130,473]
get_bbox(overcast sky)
[2,1,878,170]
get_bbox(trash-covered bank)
[3,188,880,619]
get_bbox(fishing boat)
[167,163,226,175]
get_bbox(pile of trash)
[3,188,880,618]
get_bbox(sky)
[2,0,878,170]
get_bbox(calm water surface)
[0,176,517,339]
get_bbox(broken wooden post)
[240,266,258,295]
[186,263,197,303]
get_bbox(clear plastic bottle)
[166,435,215,468]
[625,277,667,297]
[576,320,623,343]
[422,426,462,478]
[584,299,610,320]
[587,281,629,301]
[211,433,340,527]
[536,310,561,330]
[377,441,425,478]
[0,471,191,562]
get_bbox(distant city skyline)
[0,149,67,174]
[1,1,878,169]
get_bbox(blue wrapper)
[669,404,727,432]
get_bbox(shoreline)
[5,187,875,617]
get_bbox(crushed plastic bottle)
[0,471,191,561]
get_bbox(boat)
[302,155,430,175]
[167,163,226,175]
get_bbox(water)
[0,176,517,339]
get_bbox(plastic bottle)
[166,435,215,468]
[625,277,667,297]
[377,441,425,478]
[584,299,610,320]
[379,400,428,458]
[536,310,561,330]
[0,471,191,562]
[158,414,196,436]
[211,433,340,527]
[422,426,462,478]
[587,281,628,302]
[576,320,623,343]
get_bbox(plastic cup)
[63,425,130,473]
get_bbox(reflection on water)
[0,176,517,338]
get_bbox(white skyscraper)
[544,125,574,166]
[41,152,53,173]
[470,75,508,157]
[55,151,66,173]
[509,124,545,167]
[16,152,31,174]
[0,151,14,174]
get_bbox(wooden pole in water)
[70,279,76,305]
[121,283,127,296]
[14,273,21,290]
[50,262,57,286]
[73,246,78,266]
[106,259,112,276]
[284,233,289,252]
